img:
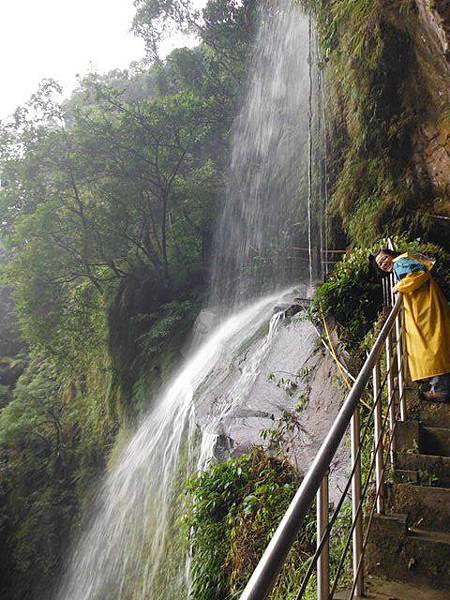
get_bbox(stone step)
[388,483,450,533]
[415,400,450,428]
[367,513,450,590]
[406,393,450,427]
[395,452,450,487]
[395,420,420,453]
[409,527,450,545]
[394,469,419,484]
[395,421,450,457]
[421,426,450,457]
[334,575,445,599]
[369,395,450,592]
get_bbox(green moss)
[311,242,384,351]
[311,237,450,355]
[303,0,447,246]
[0,352,120,599]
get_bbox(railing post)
[389,272,395,307]
[382,278,387,307]
[351,406,364,597]
[385,329,396,462]
[373,362,385,514]
[395,305,407,421]
[316,473,329,600]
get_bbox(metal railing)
[240,259,406,600]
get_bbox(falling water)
[56,1,324,598]
[56,291,293,600]
[209,1,313,304]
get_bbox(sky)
[0,0,204,120]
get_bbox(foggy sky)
[0,0,205,120]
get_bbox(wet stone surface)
[194,307,349,502]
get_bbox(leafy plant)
[183,448,315,600]
[417,469,440,487]
[311,243,384,351]
[137,300,196,356]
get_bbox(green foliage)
[312,238,450,352]
[184,445,357,600]
[311,243,384,349]
[137,299,196,356]
[183,448,314,600]
[0,383,10,408]
[0,356,119,599]
[0,1,256,382]
[302,0,443,246]
[0,284,22,358]
[0,3,260,597]
[133,0,258,82]
[0,82,217,296]
[260,410,303,456]
[417,468,439,487]
[262,367,313,456]
[133,0,198,57]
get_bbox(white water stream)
[209,0,311,304]
[57,290,295,600]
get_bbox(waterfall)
[56,2,324,598]
[196,308,286,469]
[306,16,326,285]
[209,1,313,305]
[319,65,328,278]
[56,291,293,600]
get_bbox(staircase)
[239,287,449,600]
[367,392,450,591]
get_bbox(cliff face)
[314,0,450,248]
[415,0,450,63]
[410,0,450,205]
[194,304,348,500]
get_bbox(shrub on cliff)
[183,448,315,600]
[312,238,450,353]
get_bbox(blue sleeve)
[393,258,426,281]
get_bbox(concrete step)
[367,513,450,590]
[388,483,450,533]
[413,400,450,428]
[334,575,445,599]
[395,421,450,457]
[406,392,450,427]
[421,426,450,457]
[395,452,450,487]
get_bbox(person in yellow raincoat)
[375,249,450,401]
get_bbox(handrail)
[240,294,404,600]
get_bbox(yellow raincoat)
[393,254,450,381]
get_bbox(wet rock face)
[413,122,450,198]
[183,308,217,355]
[195,309,349,502]
[407,2,450,203]
[415,0,450,61]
